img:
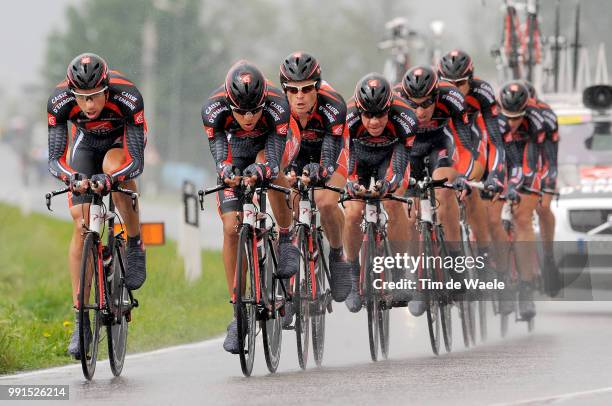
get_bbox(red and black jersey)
[465,78,506,183]
[287,81,347,173]
[202,82,290,178]
[499,102,546,189]
[534,99,559,189]
[394,81,476,179]
[47,70,146,183]
[346,96,417,187]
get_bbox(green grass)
[0,203,230,375]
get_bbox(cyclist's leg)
[343,199,366,312]
[536,192,555,251]
[486,198,509,274]
[102,148,140,237]
[314,155,348,249]
[465,162,493,276]
[513,192,539,281]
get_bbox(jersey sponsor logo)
[121,91,138,103]
[320,106,334,122]
[332,124,343,135]
[52,95,76,114]
[266,107,281,122]
[51,92,69,104]
[473,86,495,104]
[324,103,340,116]
[205,126,215,138]
[399,111,417,127]
[81,56,91,64]
[269,101,285,114]
[113,94,137,110]
[85,121,114,131]
[134,110,145,124]
[276,123,288,135]
[205,102,221,115]
[441,91,464,113]
[48,113,56,126]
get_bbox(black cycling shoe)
[223,317,248,354]
[345,262,362,313]
[277,242,300,279]
[67,313,92,360]
[542,256,562,297]
[126,236,146,290]
[518,281,536,320]
[282,300,295,330]
[329,254,352,302]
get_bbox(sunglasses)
[283,82,318,95]
[406,96,436,109]
[361,110,389,119]
[441,77,470,87]
[71,86,108,102]
[230,103,265,116]
[502,109,526,119]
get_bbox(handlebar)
[197,179,292,211]
[45,183,139,211]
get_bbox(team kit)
[46,50,558,361]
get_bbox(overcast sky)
[0,0,78,97]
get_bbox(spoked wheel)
[379,238,392,360]
[436,231,452,354]
[235,226,257,377]
[295,227,311,370]
[478,299,488,342]
[311,233,327,367]
[108,242,129,377]
[459,299,472,348]
[364,224,382,362]
[261,236,282,373]
[78,233,102,380]
[423,229,440,355]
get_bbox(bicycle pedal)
[391,300,409,308]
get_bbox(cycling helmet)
[523,80,537,99]
[354,73,392,113]
[438,50,474,80]
[401,65,438,98]
[66,53,109,90]
[224,60,267,109]
[498,81,530,115]
[279,51,321,88]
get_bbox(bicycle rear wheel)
[108,241,129,377]
[379,237,392,360]
[364,223,380,362]
[78,233,102,380]
[423,227,440,356]
[294,226,311,370]
[262,235,282,373]
[311,232,327,367]
[436,228,453,353]
[236,226,257,377]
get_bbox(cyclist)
[279,52,352,303]
[525,81,561,297]
[394,65,475,316]
[437,50,507,283]
[202,60,299,353]
[343,73,417,312]
[47,53,147,359]
[497,81,546,318]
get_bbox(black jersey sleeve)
[47,83,77,183]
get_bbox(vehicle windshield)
[558,121,612,189]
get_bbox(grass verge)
[0,203,229,375]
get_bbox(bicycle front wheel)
[311,232,327,367]
[423,227,440,356]
[78,233,102,380]
[294,226,311,370]
[261,235,282,373]
[236,226,257,377]
[108,241,129,377]
[364,223,380,362]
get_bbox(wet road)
[2,300,612,406]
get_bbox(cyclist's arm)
[483,106,507,181]
[109,123,145,182]
[386,141,408,189]
[449,121,476,179]
[47,89,76,183]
